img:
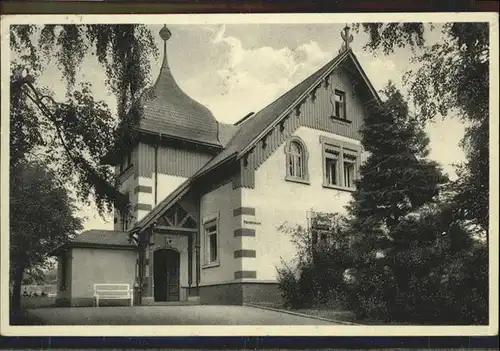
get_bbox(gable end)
[236,62,370,178]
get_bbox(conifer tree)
[355,22,489,236]
[346,82,448,319]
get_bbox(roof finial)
[159,25,171,69]
[159,24,171,42]
[339,24,353,53]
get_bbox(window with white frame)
[285,137,309,183]
[204,219,218,264]
[324,147,340,186]
[343,152,357,189]
[322,137,360,190]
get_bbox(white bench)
[93,283,134,307]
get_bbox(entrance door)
[153,249,180,302]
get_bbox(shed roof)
[51,230,135,255]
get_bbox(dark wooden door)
[165,250,180,301]
[154,249,180,302]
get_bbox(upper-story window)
[324,146,340,186]
[334,90,346,120]
[121,213,130,231]
[119,151,132,173]
[120,193,130,231]
[343,153,356,188]
[321,136,360,191]
[284,136,309,184]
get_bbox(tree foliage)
[10,160,83,312]
[10,25,158,214]
[346,81,487,325]
[347,82,448,261]
[355,22,489,235]
[276,213,353,309]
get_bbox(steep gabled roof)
[134,49,382,232]
[194,49,352,177]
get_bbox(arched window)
[285,137,309,183]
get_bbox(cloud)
[425,117,467,180]
[359,55,401,92]
[183,25,332,122]
[184,26,466,181]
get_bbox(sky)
[33,23,468,232]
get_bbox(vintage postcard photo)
[1,13,498,337]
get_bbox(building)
[53,25,381,306]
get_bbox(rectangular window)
[343,153,356,189]
[119,152,132,174]
[321,137,360,190]
[205,220,218,264]
[121,213,129,231]
[325,150,339,186]
[121,193,130,231]
[334,90,346,119]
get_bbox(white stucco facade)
[70,248,136,300]
[199,182,241,285]
[242,126,366,281]
[58,42,381,305]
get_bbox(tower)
[110,25,223,230]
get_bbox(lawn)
[20,296,57,309]
[9,297,57,325]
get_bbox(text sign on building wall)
[243,219,262,226]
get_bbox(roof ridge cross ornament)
[339,24,354,53]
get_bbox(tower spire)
[339,24,354,53]
[159,24,172,69]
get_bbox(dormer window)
[285,136,309,184]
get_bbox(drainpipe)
[154,133,160,205]
[195,242,200,295]
[195,201,201,295]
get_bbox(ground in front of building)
[14,304,341,325]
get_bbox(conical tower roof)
[138,25,221,147]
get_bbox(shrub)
[348,206,488,325]
[276,261,303,309]
[276,213,354,309]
